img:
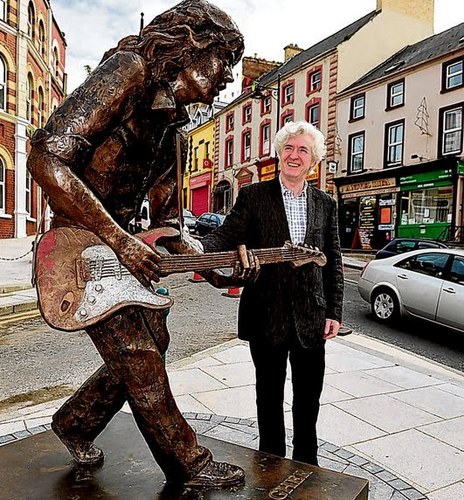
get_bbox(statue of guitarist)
[26,0,248,489]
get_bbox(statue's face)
[173,48,235,104]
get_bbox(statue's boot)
[183,460,245,488]
[51,418,104,466]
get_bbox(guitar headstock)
[284,241,327,267]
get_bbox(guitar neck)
[159,248,299,276]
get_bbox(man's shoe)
[184,460,245,489]
[51,420,104,466]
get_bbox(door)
[436,255,464,331]
[395,252,450,320]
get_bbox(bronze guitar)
[34,226,326,332]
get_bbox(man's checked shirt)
[279,176,308,244]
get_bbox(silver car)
[358,248,464,333]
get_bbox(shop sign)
[339,178,396,195]
[399,169,452,187]
[458,161,464,175]
[379,198,395,206]
[378,224,395,230]
[261,164,276,176]
[343,186,399,199]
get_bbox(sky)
[52,0,464,95]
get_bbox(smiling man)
[27,0,245,489]
[202,121,344,466]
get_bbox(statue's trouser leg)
[53,307,211,482]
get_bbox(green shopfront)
[397,168,454,239]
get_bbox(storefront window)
[400,186,452,225]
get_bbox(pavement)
[1,236,464,499]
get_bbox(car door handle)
[397,274,408,279]
[442,288,456,294]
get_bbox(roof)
[259,10,378,87]
[344,22,464,91]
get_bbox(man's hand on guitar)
[116,234,162,288]
[232,244,261,283]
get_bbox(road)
[343,267,464,373]
[1,268,463,415]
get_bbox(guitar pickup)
[75,259,90,289]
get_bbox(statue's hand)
[115,234,162,287]
[232,244,261,283]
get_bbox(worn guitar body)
[35,226,326,332]
[34,227,178,332]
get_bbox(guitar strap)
[175,132,184,242]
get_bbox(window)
[26,73,33,122]
[261,95,271,114]
[53,47,59,77]
[225,138,233,168]
[0,157,5,212]
[242,104,252,123]
[443,58,463,91]
[0,0,6,22]
[261,122,270,155]
[0,57,5,111]
[205,141,210,159]
[348,132,364,173]
[27,1,35,39]
[193,146,199,171]
[398,253,449,278]
[226,112,234,131]
[242,130,251,162]
[38,20,45,56]
[440,105,463,155]
[307,103,320,128]
[449,256,464,285]
[307,68,321,94]
[350,94,365,120]
[400,186,452,225]
[282,112,294,126]
[37,87,44,127]
[25,170,31,215]
[385,121,404,166]
[387,80,404,109]
[283,83,294,104]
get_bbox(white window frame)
[445,60,463,90]
[0,0,6,22]
[308,104,320,127]
[442,107,462,155]
[263,95,271,114]
[226,113,234,130]
[284,84,294,104]
[0,56,5,111]
[386,122,404,165]
[27,1,35,39]
[0,157,5,212]
[388,81,404,108]
[243,104,251,123]
[25,170,31,215]
[38,20,45,56]
[310,71,321,92]
[26,73,33,122]
[243,132,251,161]
[226,139,233,167]
[349,133,364,173]
[262,123,270,155]
[351,95,365,120]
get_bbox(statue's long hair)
[100,0,244,81]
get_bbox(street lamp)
[252,72,281,178]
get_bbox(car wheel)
[371,288,399,323]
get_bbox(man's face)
[174,48,234,104]
[280,134,316,186]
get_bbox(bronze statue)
[27,0,246,489]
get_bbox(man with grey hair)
[202,120,344,466]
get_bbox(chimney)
[284,44,303,61]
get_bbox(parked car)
[358,248,464,333]
[183,209,197,232]
[375,237,448,259]
[195,212,225,236]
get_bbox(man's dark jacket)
[202,177,344,348]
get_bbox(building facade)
[335,23,464,249]
[211,0,435,209]
[0,0,66,238]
